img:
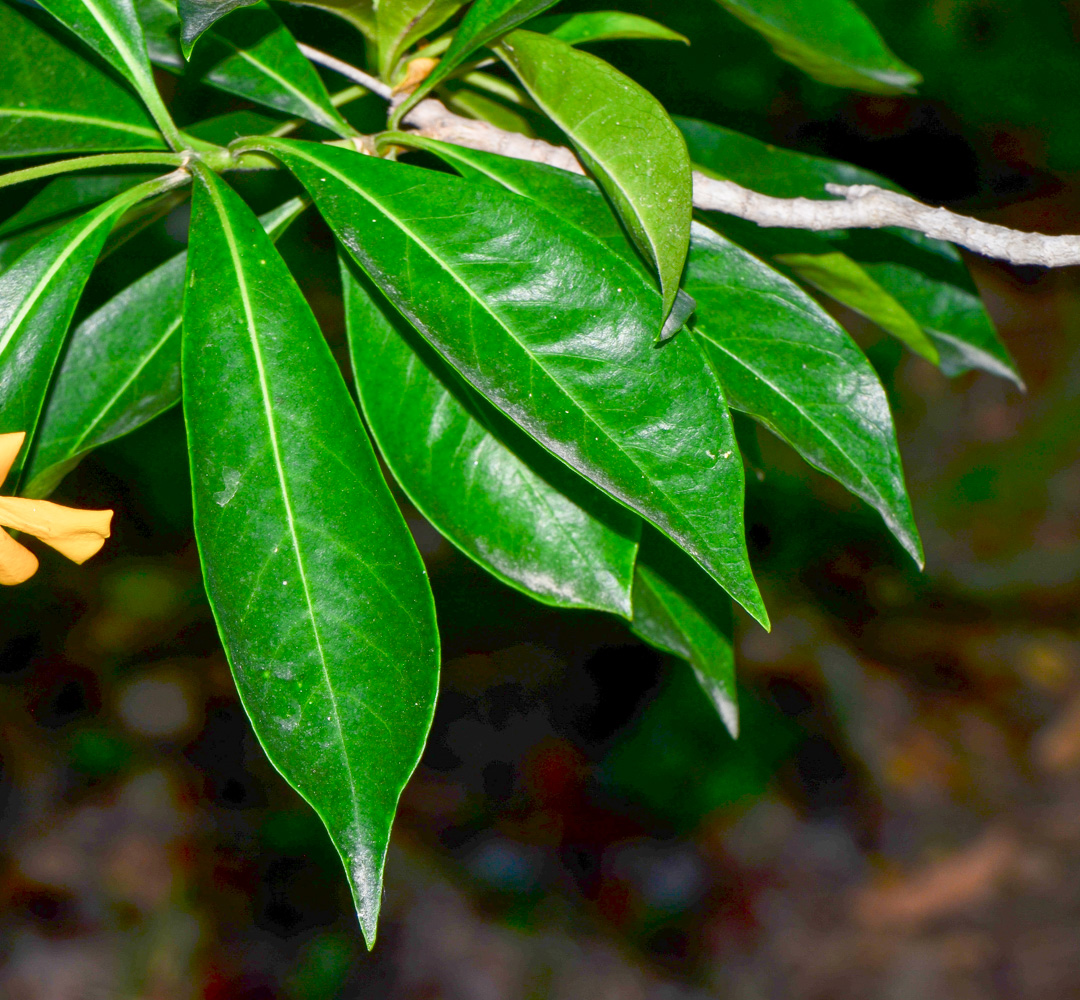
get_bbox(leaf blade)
[527,11,688,46]
[377,0,465,81]
[183,169,438,945]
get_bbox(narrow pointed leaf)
[390,0,561,124]
[261,138,766,624]
[0,179,162,489]
[377,0,465,81]
[24,199,307,499]
[0,174,156,239]
[0,1,165,157]
[679,117,1017,384]
[184,169,438,945]
[496,30,691,317]
[776,251,939,363]
[343,259,639,616]
[137,0,352,133]
[631,527,738,738]
[685,223,922,566]
[711,0,920,94]
[177,0,257,54]
[528,11,688,46]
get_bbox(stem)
[139,81,186,151]
[298,43,391,99]
[0,152,188,191]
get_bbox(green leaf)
[343,258,639,615]
[377,0,465,81]
[711,0,920,94]
[0,1,165,158]
[390,0,560,123]
[259,138,766,625]
[183,110,284,144]
[865,262,1022,388]
[631,527,738,738]
[776,251,939,363]
[678,117,1018,383]
[23,198,307,499]
[0,173,157,240]
[177,0,258,55]
[138,0,352,134]
[0,178,162,489]
[527,11,688,46]
[685,223,922,566]
[183,168,438,946]
[290,0,374,39]
[442,85,536,136]
[36,0,179,143]
[495,29,691,318]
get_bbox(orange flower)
[0,431,113,585]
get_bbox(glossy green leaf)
[711,0,920,94]
[36,0,179,142]
[442,86,535,136]
[377,0,464,81]
[390,0,560,124]
[496,29,691,317]
[528,11,688,46]
[631,527,738,738]
[0,1,165,158]
[776,251,939,363]
[260,138,766,624]
[865,262,1023,388]
[183,110,284,144]
[183,168,438,945]
[138,0,351,133]
[290,0,374,38]
[685,223,922,566]
[679,117,1018,384]
[0,178,163,489]
[24,199,307,499]
[0,174,156,239]
[343,258,639,615]
[177,0,258,54]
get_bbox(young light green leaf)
[865,262,1023,388]
[679,117,1017,384]
[0,174,156,239]
[36,0,180,144]
[0,178,165,489]
[390,0,561,124]
[343,258,639,615]
[23,198,307,499]
[257,138,766,625]
[137,0,352,134]
[528,11,688,46]
[183,169,438,946]
[711,0,921,94]
[496,29,692,317]
[631,527,738,738]
[177,0,258,55]
[0,1,165,158]
[377,0,464,81]
[685,223,923,566]
[776,251,939,363]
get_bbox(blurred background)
[3,0,1080,996]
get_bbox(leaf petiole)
[0,152,187,191]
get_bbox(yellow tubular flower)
[0,432,113,585]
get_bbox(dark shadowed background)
[3,0,1080,996]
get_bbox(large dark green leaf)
[679,117,1019,385]
[36,0,179,143]
[390,0,560,123]
[137,0,351,133]
[177,0,257,54]
[0,177,164,490]
[0,174,156,239]
[183,168,438,945]
[496,30,691,318]
[711,0,920,94]
[24,199,307,499]
[377,0,464,80]
[631,527,738,738]
[343,258,639,615]
[0,1,165,158]
[528,11,687,46]
[685,223,922,566]
[257,138,766,624]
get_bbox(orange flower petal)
[0,431,26,485]
[0,527,38,585]
[0,497,113,564]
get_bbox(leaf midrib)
[0,108,161,138]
